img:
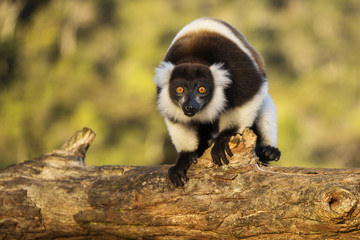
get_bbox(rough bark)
[1,128,360,239]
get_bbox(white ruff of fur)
[169,17,260,71]
[154,62,232,123]
[154,61,174,87]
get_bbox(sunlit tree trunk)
[1,128,360,239]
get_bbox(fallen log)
[1,128,360,239]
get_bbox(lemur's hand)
[211,130,234,166]
[168,152,197,187]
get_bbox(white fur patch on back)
[155,61,231,124]
[219,82,268,133]
[170,17,259,70]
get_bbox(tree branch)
[1,128,360,239]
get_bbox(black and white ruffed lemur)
[154,17,281,187]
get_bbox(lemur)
[154,17,281,187]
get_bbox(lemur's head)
[155,61,231,122]
[169,63,214,117]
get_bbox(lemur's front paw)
[168,152,197,187]
[211,132,234,166]
[168,165,188,187]
[258,146,281,164]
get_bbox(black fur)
[168,151,197,187]
[165,31,264,109]
[252,124,281,164]
[210,18,267,78]
[211,128,236,166]
[196,122,218,156]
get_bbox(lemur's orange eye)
[198,87,206,94]
[176,87,184,93]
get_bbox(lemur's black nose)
[183,104,199,117]
[185,105,195,111]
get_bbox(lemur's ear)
[154,61,175,88]
[209,63,232,89]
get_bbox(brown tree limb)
[1,128,360,239]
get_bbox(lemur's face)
[169,64,214,117]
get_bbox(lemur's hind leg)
[253,94,281,164]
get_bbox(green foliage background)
[1,0,360,169]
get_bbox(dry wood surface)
[1,128,360,239]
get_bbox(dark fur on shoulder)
[165,31,264,109]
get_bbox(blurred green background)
[1,0,360,169]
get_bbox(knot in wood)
[46,127,96,165]
[60,127,96,158]
[319,188,358,222]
